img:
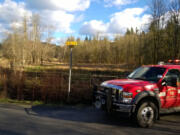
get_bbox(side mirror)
[157,75,163,79]
[163,75,177,87]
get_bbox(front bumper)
[112,103,135,113]
[93,87,135,115]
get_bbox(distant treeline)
[0,0,180,68]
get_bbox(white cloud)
[79,7,151,36]
[26,0,90,12]
[74,14,84,23]
[0,0,32,33]
[10,21,23,29]
[79,20,108,35]
[51,37,67,45]
[25,0,91,34]
[0,0,80,36]
[108,7,150,33]
[0,0,93,41]
[40,10,75,33]
[104,0,138,7]
[0,0,32,23]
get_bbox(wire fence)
[0,67,129,104]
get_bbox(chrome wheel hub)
[95,100,102,109]
[141,107,154,122]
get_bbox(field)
[0,63,131,104]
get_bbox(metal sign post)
[68,47,72,100]
[66,41,77,101]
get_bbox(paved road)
[0,103,180,135]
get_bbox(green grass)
[25,66,44,72]
[0,98,44,106]
[0,98,91,108]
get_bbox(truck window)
[128,67,166,82]
[165,69,180,86]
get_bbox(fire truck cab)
[93,60,180,127]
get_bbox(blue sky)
[0,0,152,44]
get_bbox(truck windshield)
[128,67,166,82]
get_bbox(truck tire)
[135,102,158,128]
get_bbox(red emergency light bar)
[168,59,180,65]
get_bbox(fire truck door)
[162,69,180,108]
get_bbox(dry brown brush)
[0,67,124,104]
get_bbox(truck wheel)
[136,102,158,128]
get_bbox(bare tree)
[169,0,180,58]
[31,14,41,64]
[149,0,167,63]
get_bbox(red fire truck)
[94,60,180,127]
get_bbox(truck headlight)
[122,92,133,104]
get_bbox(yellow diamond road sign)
[66,41,77,46]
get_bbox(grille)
[114,89,123,101]
[103,87,123,102]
